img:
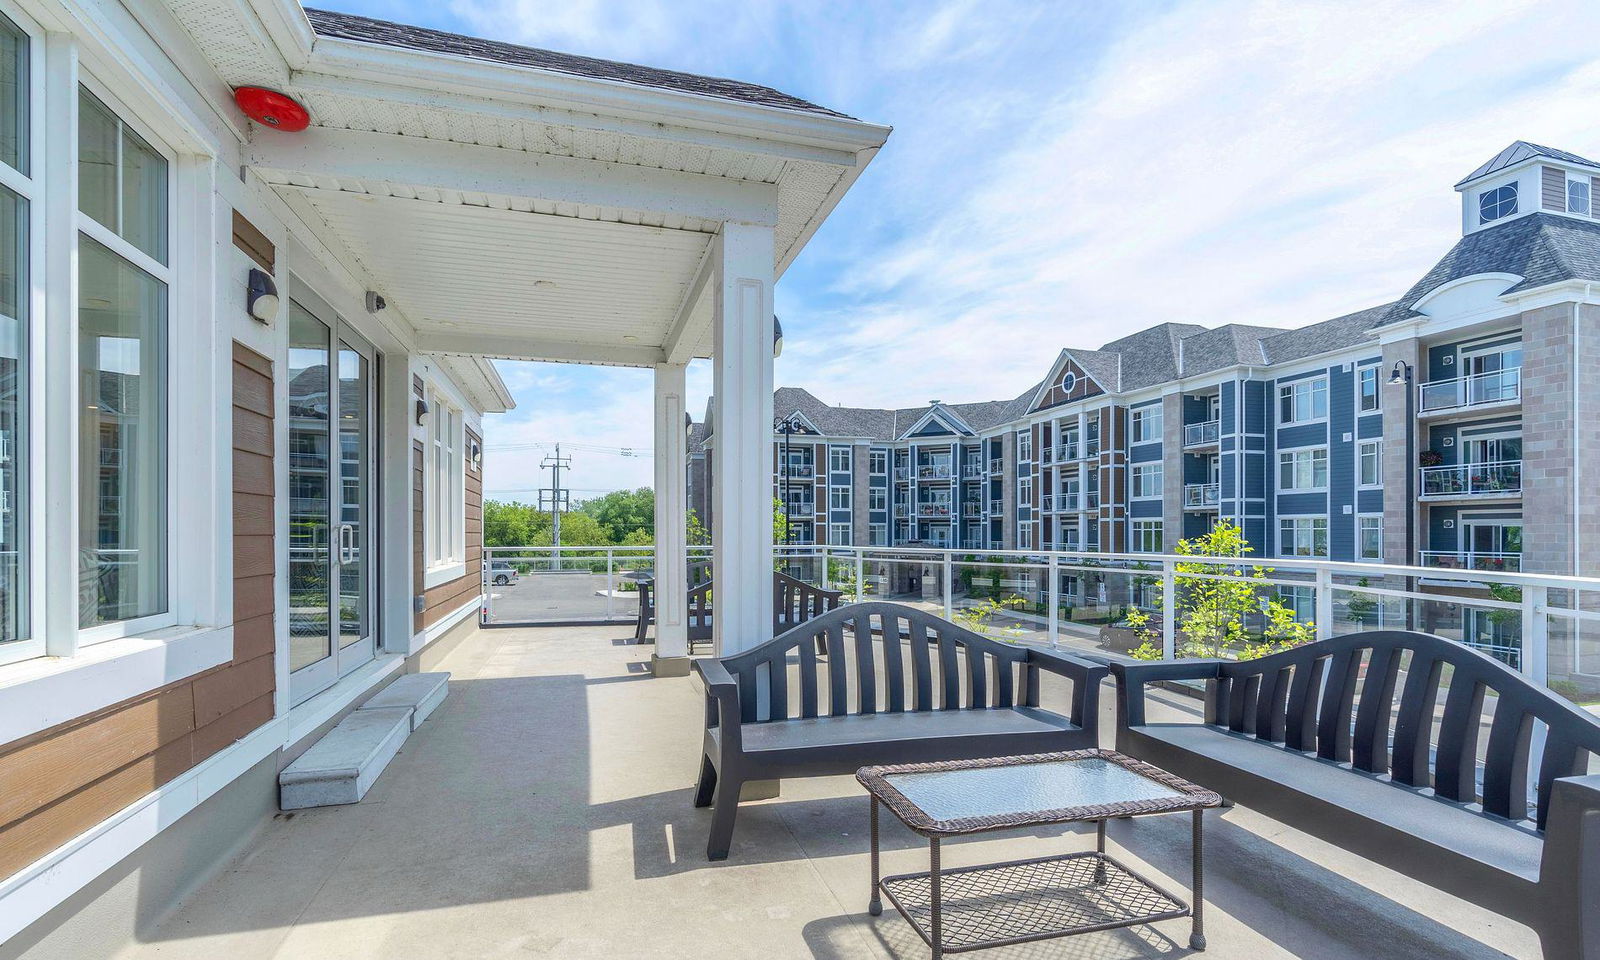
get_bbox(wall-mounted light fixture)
[470,439,482,471]
[246,268,278,323]
[365,291,387,314]
[773,314,784,358]
[415,398,430,428]
[1387,360,1411,386]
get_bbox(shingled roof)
[1260,304,1388,363]
[1456,141,1600,187]
[303,9,853,119]
[1379,212,1600,325]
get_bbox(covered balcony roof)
[171,0,890,368]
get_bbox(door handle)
[339,524,356,565]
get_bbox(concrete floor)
[118,625,1541,960]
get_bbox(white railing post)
[1047,553,1060,650]
[1523,584,1547,684]
[605,550,614,621]
[1161,561,1176,660]
[943,552,954,620]
[1315,567,1334,641]
[820,546,831,590]
[481,548,492,624]
[855,549,865,601]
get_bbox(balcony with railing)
[961,461,984,478]
[1418,460,1521,500]
[1040,493,1054,512]
[917,462,953,480]
[916,496,952,518]
[988,498,1003,514]
[988,457,1003,475]
[780,462,815,479]
[893,465,911,481]
[1183,419,1220,448]
[961,500,982,517]
[893,502,910,518]
[1184,482,1220,509]
[1418,367,1521,415]
[1419,550,1522,573]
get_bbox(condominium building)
[692,140,1600,583]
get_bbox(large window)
[1278,377,1327,423]
[0,13,26,652]
[829,522,850,546]
[1280,517,1328,557]
[1357,366,1380,413]
[426,395,463,567]
[1130,405,1162,444]
[829,486,850,511]
[1358,515,1383,561]
[1569,179,1591,216]
[868,449,886,475]
[1358,440,1382,487]
[1016,429,1032,462]
[829,445,851,474]
[868,486,886,511]
[1130,463,1162,499]
[1132,519,1162,552]
[1479,183,1517,224]
[1278,448,1329,491]
[78,86,169,630]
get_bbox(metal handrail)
[1184,482,1220,507]
[1418,460,1521,498]
[1418,367,1521,413]
[1183,420,1221,446]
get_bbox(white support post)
[855,550,865,601]
[1161,563,1176,660]
[1047,554,1060,650]
[1522,585,1548,685]
[711,222,776,656]
[1315,567,1335,642]
[651,362,690,675]
[943,553,953,620]
[41,35,78,657]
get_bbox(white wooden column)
[651,362,690,674]
[711,222,776,656]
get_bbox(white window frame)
[1358,439,1382,489]
[867,486,886,511]
[1130,462,1162,500]
[828,522,850,546]
[1130,404,1162,444]
[1357,514,1383,561]
[829,484,850,512]
[1356,364,1380,414]
[1278,516,1329,557]
[868,522,886,546]
[829,444,851,475]
[1016,428,1032,462]
[1278,446,1329,492]
[1568,178,1590,216]
[1131,519,1162,553]
[1479,182,1517,224]
[425,390,465,576]
[868,448,886,475]
[1278,377,1328,425]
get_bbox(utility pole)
[539,444,572,571]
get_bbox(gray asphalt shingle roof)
[1379,212,1600,325]
[303,8,853,119]
[1260,304,1389,363]
[1456,141,1600,187]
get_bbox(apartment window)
[829,445,851,474]
[1479,183,1517,224]
[1278,377,1327,423]
[1130,405,1163,444]
[868,522,887,546]
[868,449,886,474]
[1358,440,1382,487]
[829,486,850,511]
[1019,523,1034,550]
[868,487,887,512]
[1278,448,1329,491]
[426,396,463,566]
[1278,585,1316,622]
[78,86,169,629]
[1357,366,1380,413]
[1130,463,1162,499]
[1569,179,1590,216]
[829,523,850,546]
[0,14,26,651]
[1017,429,1032,462]
[1132,519,1162,553]
[1280,517,1328,557]
[1358,515,1383,560]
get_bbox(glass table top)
[882,757,1186,823]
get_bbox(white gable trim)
[898,405,971,440]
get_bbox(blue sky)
[325,0,1600,502]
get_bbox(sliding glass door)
[289,296,376,704]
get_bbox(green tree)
[1128,521,1314,661]
[686,508,710,545]
[577,487,654,543]
[484,500,539,548]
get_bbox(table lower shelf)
[878,851,1191,954]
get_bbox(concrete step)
[360,671,450,730]
[279,707,412,810]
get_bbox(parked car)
[490,561,519,586]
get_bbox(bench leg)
[693,754,716,809]
[706,772,743,861]
[1190,808,1206,951]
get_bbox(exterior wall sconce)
[1388,360,1411,385]
[773,315,784,358]
[415,398,430,428]
[246,268,278,323]
[470,439,482,471]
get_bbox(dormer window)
[1060,371,1076,393]
[1569,179,1590,215]
[1479,183,1517,224]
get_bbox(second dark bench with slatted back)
[1112,630,1600,959]
[635,570,841,650]
[692,601,1108,860]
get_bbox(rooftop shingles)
[303,8,854,119]
[1261,304,1389,364]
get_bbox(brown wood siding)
[231,210,275,272]
[0,343,278,881]
[1542,165,1567,211]
[420,425,484,631]
[1033,357,1104,411]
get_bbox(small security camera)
[365,290,386,313]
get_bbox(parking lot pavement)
[485,572,642,624]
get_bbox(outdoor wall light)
[470,439,482,471]
[773,315,784,358]
[1388,360,1411,385]
[246,268,278,323]
[415,398,430,428]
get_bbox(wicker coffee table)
[856,749,1222,958]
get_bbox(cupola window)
[1478,183,1517,224]
[1568,179,1590,215]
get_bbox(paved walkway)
[119,625,1539,960]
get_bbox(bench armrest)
[1538,774,1600,948]
[1109,659,1224,728]
[1025,648,1109,729]
[692,658,742,753]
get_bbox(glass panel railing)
[1418,460,1521,498]
[1418,367,1521,412]
[1183,420,1220,446]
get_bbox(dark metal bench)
[693,602,1108,860]
[635,570,841,650]
[1111,630,1600,959]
